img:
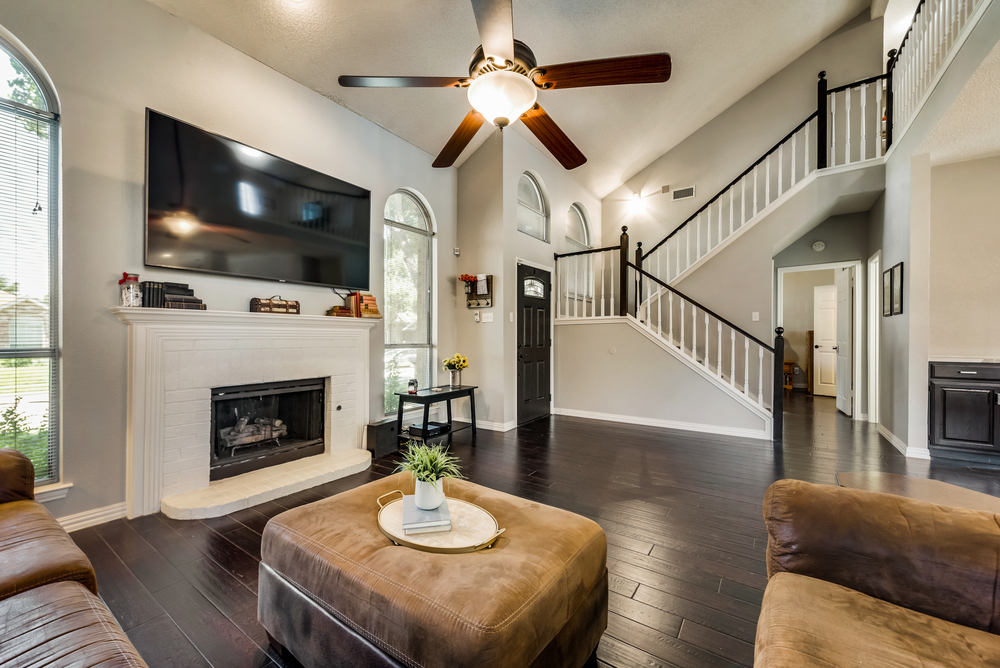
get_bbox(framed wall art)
[891,262,903,315]
[882,267,892,317]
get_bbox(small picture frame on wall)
[891,262,904,315]
[882,268,892,317]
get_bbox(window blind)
[0,98,60,485]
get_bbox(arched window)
[383,191,434,414]
[516,172,548,242]
[565,203,590,249]
[0,38,60,485]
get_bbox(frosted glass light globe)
[468,70,537,128]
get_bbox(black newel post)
[772,327,785,443]
[634,242,643,318]
[885,50,896,151]
[618,226,629,317]
[816,72,828,170]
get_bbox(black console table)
[395,385,477,441]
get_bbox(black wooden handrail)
[642,110,818,260]
[628,262,774,352]
[827,73,888,95]
[553,244,619,260]
[896,0,928,60]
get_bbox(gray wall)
[602,11,883,250]
[0,0,459,519]
[554,321,768,436]
[929,154,1000,359]
[780,269,834,386]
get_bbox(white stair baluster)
[717,200,723,248]
[675,234,680,280]
[778,142,783,196]
[730,330,736,387]
[704,312,710,369]
[805,118,811,175]
[876,81,883,157]
[610,252,615,316]
[845,87,852,164]
[791,133,797,186]
[600,252,605,317]
[830,91,837,167]
[753,165,758,216]
[717,321,723,378]
[686,225,691,269]
[741,177,747,226]
[758,347,764,406]
[680,298,685,354]
[668,292,674,343]
[729,189,734,235]
[589,254,595,317]
[573,256,579,318]
[556,260,562,317]
[743,337,750,396]
[691,305,697,360]
[656,257,662,337]
[696,213,701,259]
[765,155,771,206]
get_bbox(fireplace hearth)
[210,378,325,481]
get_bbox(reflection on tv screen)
[145,110,371,290]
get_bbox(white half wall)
[554,319,769,439]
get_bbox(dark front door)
[517,264,551,425]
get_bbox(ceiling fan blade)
[338,76,467,88]
[519,104,586,170]
[470,0,515,63]
[433,110,487,168]
[532,53,671,90]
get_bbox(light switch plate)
[482,312,494,322]
[752,312,760,321]
[474,311,480,323]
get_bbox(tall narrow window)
[0,41,60,484]
[384,191,433,414]
[565,203,593,299]
[516,172,548,242]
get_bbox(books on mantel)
[325,305,354,318]
[140,282,206,309]
[347,291,382,319]
[401,495,451,535]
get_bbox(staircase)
[553,0,987,442]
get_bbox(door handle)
[833,346,838,350]
[518,353,528,360]
[814,345,819,349]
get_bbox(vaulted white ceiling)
[146,0,872,197]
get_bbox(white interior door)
[813,285,837,397]
[835,268,853,415]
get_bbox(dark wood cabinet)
[929,362,1000,452]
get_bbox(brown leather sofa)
[755,479,1000,667]
[0,449,148,667]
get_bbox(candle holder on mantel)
[465,275,493,309]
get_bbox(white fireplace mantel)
[113,307,377,518]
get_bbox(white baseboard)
[875,423,930,458]
[552,407,770,440]
[453,418,517,432]
[57,502,128,533]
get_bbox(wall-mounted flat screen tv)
[145,109,371,290]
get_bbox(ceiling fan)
[339,0,671,170]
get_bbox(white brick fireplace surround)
[113,308,375,519]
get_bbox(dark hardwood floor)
[71,393,1000,668]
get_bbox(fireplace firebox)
[210,378,325,481]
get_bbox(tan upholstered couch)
[0,449,148,667]
[755,479,1000,667]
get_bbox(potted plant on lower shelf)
[395,442,464,510]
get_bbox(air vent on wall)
[672,186,696,201]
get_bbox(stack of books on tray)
[140,282,206,310]
[401,495,451,535]
[348,291,381,318]
[325,305,354,318]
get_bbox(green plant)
[0,396,49,479]
[394,441,464,483]
[384,352,408,414]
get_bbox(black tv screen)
[145,109,371,290]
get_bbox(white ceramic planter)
[414,478,445,510]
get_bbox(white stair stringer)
[645,159,886,290]
[553,316,772,439]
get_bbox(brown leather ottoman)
[259,476,608,668]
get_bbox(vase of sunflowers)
[443,353,468,387]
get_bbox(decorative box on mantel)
[112,307,376,519]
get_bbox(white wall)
[780,269,835,386]
[929,154,1000,358]
[602,11,883,250]
[0,0,458,518]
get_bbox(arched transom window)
[0,38,60,485]
[383,191,434,414]
[516,172,548,242]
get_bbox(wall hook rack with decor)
[463,275,492,309]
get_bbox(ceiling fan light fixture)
[467,70,537,128]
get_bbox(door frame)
[867,251,881,424]
[515,257,555,415]
[776,260,863,420]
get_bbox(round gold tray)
[376,490,505,554]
